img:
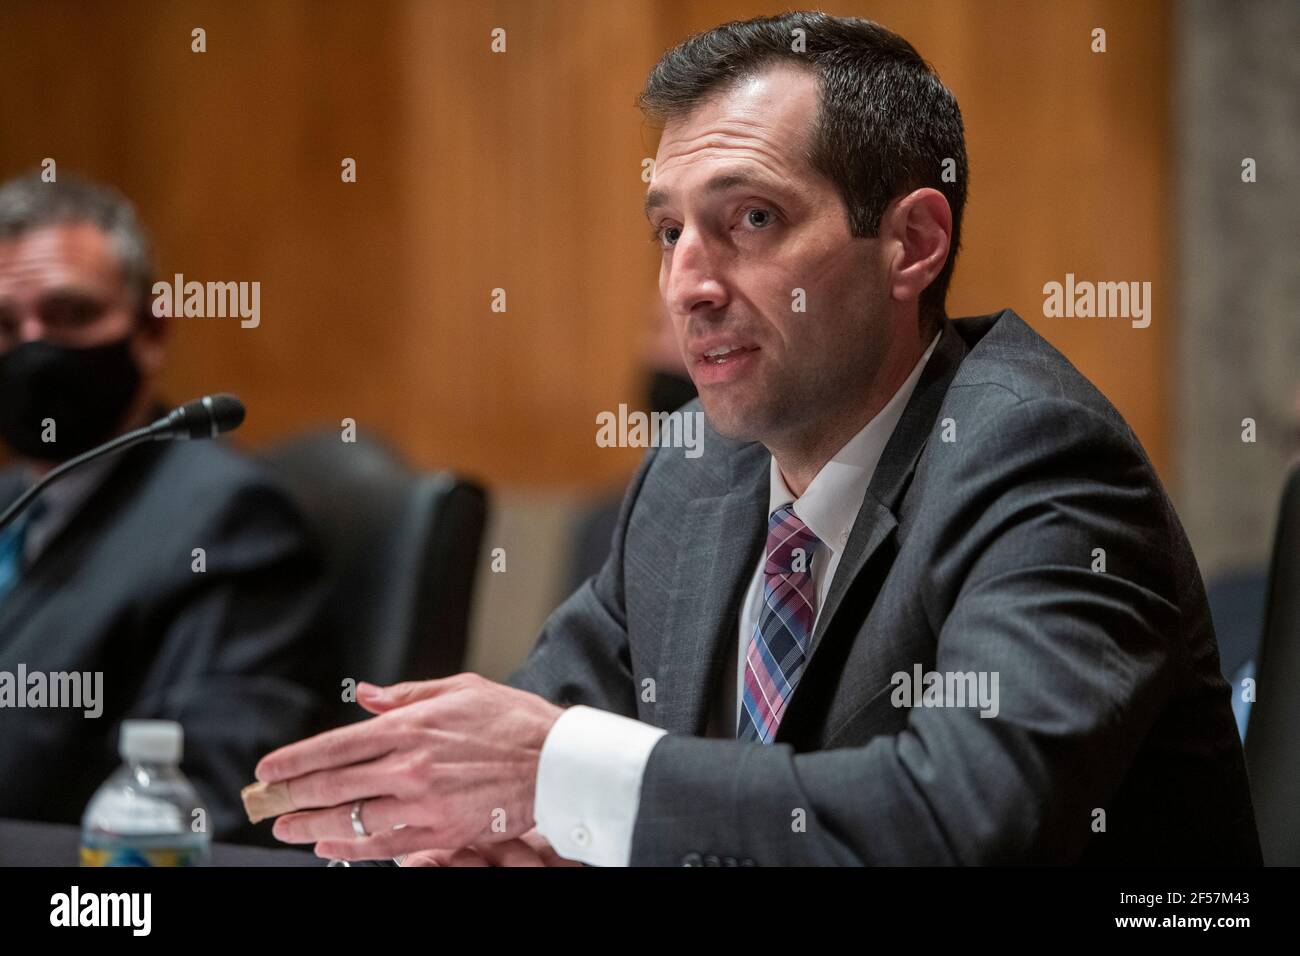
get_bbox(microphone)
[0,393,245,534]
[152,394,246,440]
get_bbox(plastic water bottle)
[80,720,211,866]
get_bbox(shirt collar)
[768,329,942,553]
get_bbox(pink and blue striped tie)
[738,504,820,743]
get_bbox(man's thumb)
[356,682,396,713]
[357,679,441,712]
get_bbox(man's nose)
[20,316,48,342]
[663,230,730,318]
[0,309,47,345]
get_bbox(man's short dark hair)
[639,12,968,333]
[0,172,155,322]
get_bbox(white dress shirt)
[534,332,941,865]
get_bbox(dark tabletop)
[0,817,322,867]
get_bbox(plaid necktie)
[738,504,821,743]
[0,498,45,606]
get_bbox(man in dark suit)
[255,12,1260,866]
[0,173,323,843]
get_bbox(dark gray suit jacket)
[509,309,1262,865]
[0,439,324,844]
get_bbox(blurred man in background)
[565,298,696,595]
[0,173,323,843]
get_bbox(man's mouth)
[700,344,758,365]
[691,342,760,386]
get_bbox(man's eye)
[42,298,103,326]
[744,208,774,229]
[652,224,682,248]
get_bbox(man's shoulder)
[915,311,1170,541]
[149,437,278,497]
[129,438,314,546]
[944,308,1140,444]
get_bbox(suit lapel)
[656,440,769,736]
[810,321,969,650]
[777,321,969,744]
[0,444,158,641]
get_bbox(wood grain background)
[0,0,1171,491]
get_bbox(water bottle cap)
[119,720,183,763]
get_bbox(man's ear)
[883,188,952,312]
[132,292,169,378]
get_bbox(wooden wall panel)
[397,0,659,488]
[0,0,1171,487]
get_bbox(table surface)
[0,817,323,867]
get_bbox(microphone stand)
[0,423,166,535]
[0,393,243,535]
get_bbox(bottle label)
[80,845,203,867]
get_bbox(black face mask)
[0,338,142,461]
[647,369,698,415]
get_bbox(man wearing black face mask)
[0,337,142,459]
[0,173,325,845]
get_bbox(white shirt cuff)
[533,705,668,866]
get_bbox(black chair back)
[1244,461,1300,865]
[260,433,487,726]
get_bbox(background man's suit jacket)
[509,309,1262,865]
[0,440,324,844]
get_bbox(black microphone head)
[163,394,246,439]
[203,393,245,433]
